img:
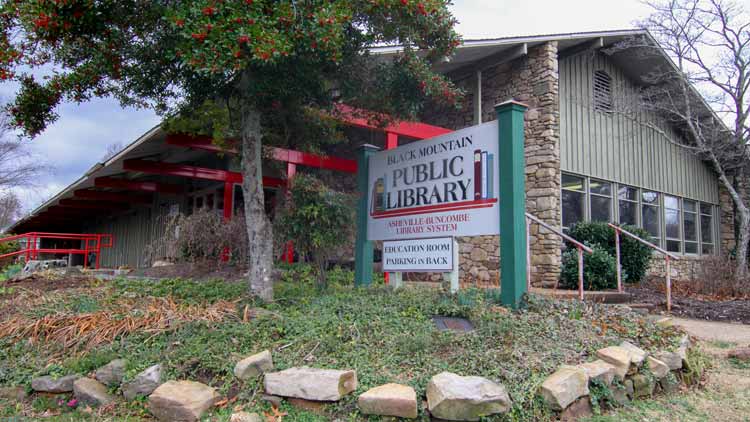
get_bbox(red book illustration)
[474,150,482,200]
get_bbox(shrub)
[560,244,617,290]
[565,221,653,284]
[274,174,354,289]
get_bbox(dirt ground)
[4,272,101,292]
[627,280,750,324]
[135,261,247,281]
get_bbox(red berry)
[202,7,215,16]
[238,35,250,43]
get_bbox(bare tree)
[606,0,750,277]
[101,141,125,161]
[0,192,22,231]
[0,105,46,192]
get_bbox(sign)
[382,237,453,272]
[367,120,500,240]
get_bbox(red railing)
[0,232,114,269]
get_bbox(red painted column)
[223,181,234,221]
[284,163,296,264]
[384,132,399,285]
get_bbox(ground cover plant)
[0,265,685,421]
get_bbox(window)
[593,70,613,112]
[589,180,612,222]
[683,200,698,254]
[641,190,660,242]
[700,203,715,255]
[562,174,585,229]
[618,185,638,226]
[664,195,681,252]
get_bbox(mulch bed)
[4,273,100,293]
[627,279,750,324]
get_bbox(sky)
[3,0,655,212]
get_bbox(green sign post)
[354,144,379,286]
[496,100,528,308]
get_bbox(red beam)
[47,206,112,215]
[334,104,452,140]
[58,199,129,210]
[123,159,243,183]
[95,177,184,194]
[74,189,152,204]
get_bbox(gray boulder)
[358,383,418,419]
[73,378,114,407]
[264,367,357,402]
[230,412,262,422]
[426,372,512,421]
[538,366,589,411]
[647,356,670,379]
[123,364,163,400]
[596,346,632,379]
[95,359,127,387]
[631,374,655,398]
[619,341,647,366]
[653,351,683,371]
[148,380,219,422]
[31,375,80,393]
[234,350,273,380]
[577,360,616,386]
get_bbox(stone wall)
[419,42,562,287]
[646,255,702,282]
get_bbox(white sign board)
[382,237,453,272]
[367,120,500,241]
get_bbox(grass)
[0,265,686,421]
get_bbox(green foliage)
[560,244,618,290]
[682,347,711,386]
[112,278,245,304]
[589,378,616,414]
[565,222,653,285]
[0,263,22,281]
[275,174,354,289]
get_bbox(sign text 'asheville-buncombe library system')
[367,120,500,241]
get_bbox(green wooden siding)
[559,52,719,204]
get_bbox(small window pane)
[685,242,698,254]
[618,186,637,201]
[642,205,660,238]
[700,203,712,215]
[684,200,696,213]
[665,209,680,239]
[590,180,611,196]
[591,196,611,222]
[702,244,714,255]
[665,195,679,210]
[667,240,681,253]
[619,201,637,226]
[642,191,658,204]
[562,190,585,228]
[701,214,713,243]
[562,174,585,191]
[684,212,697,241]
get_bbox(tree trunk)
[241,106,274,301]
[735,203,750,279]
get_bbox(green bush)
[565,221,653,285]
[560,244,617,290]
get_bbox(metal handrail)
[0,232,114,269]
[525,213,593,300]
[608,223,679,311]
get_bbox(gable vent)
[593,70,613,113]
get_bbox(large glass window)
[683,200,698,254]
[664,195,681,252]
[700,203,714,255]
[618,185,638,226]
[562,174,585,229]
[641,190,660,243]
[589,179,612,222]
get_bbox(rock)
[728,347,750,361]
[577,360,616,386]
[623,379,634,399]
[260,394,283,407]
[611,383,630,406]
[31,375,80,393]
[426,372,511,421]
[596,347,631,380]
[559,397,593,421]
[358,383,417,419]
[123,364,163,400]
[152,260,174,267]
[234,350,273,380]
[95,358,127,387]
[631,374,655,398]
[148,380,219,422]
[230,411,262,422]
[653,351,683,371]
[647,356,670,379]
[264,367,357,402]
[287,398,328,415]
[0,386,27,401]
[538,366,589,411]
[73,378,114,407]
[659,374,680,394]
[619,341,647,366]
